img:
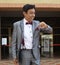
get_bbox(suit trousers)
[19,49,37,65]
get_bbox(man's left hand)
[38,21,48,29]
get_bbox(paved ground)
[0,58,60,65]
[41,58,60,65]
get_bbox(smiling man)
[12,4,52,65]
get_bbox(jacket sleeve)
[40,25,53,34]
[35,21,53,34]
[11,23,17,59]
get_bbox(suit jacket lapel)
[20,19,24,39]
[32,21,36,34]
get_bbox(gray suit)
[12,19,52,65]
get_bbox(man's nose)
[32,14,35,17]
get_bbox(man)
[12,4,52,65]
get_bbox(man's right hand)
[13,58,18,65]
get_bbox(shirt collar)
[24,18,28,25]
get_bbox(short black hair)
[22,4,35,13]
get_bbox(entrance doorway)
[1,17,21,59]
[0,10,60,59]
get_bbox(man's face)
[23,8,35,21]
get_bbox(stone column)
[8,28,12,59]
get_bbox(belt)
[21,49,32,51]
[21,49,35,58]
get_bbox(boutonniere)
[35,27,39,31]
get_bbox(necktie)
[26,22,32,25]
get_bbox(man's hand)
[13,58,18,65]
[38,21,48,29]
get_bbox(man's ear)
[23,12,26,16]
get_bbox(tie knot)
[26,22,32,25]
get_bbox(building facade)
[0,0,60,60]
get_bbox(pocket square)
[35,27,39,30]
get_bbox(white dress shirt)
[21,18,33,49]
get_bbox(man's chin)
[30,18,34,21]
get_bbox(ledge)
[0,3,60,11]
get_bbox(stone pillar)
[0,17,1,60]
[8,28,12,59]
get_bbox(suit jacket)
[12,19,52,64]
